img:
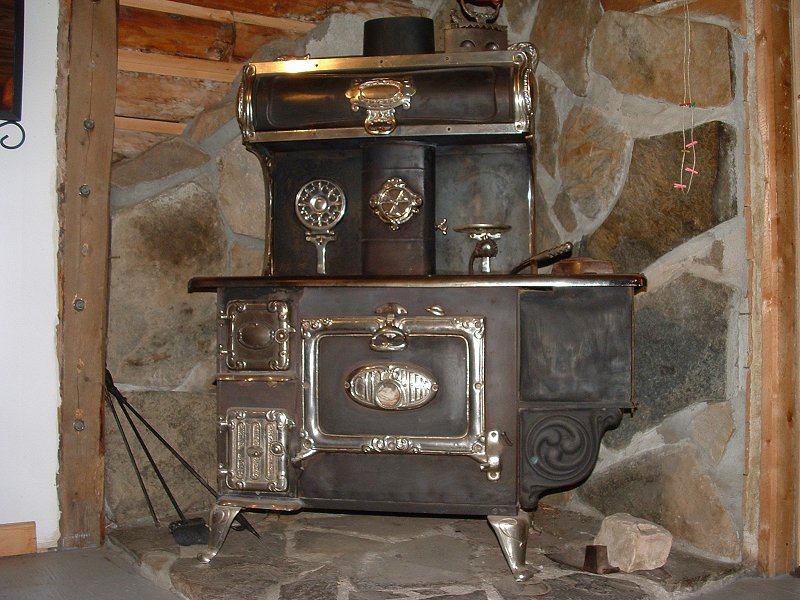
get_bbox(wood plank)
[118,48,240,81]
[600,0,664,10]
[115,70,229,121]
[794,0,800,571]
[231,10,315,33]
[182,0,424,21]
[121,0,234,23]
[0,522,37,557]
[58,0,118,549]
[119,6,235,61]
[118,0,316,32]
[114,116,185,134]
[753,0,797,576]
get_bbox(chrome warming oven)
[189,5,644,583]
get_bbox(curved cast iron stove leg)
[197,503,242,563]
[488,510,537,582]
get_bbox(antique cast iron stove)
[190,8,644,582]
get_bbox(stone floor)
[107,504,744,600]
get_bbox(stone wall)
[529,1,747,562]
[105,0,750,563]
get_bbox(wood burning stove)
[189,7,644,583]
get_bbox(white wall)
[0,0,62,548]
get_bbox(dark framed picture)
[0,0,23,122]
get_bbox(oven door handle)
[370,325,408,352]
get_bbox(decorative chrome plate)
[295,179,347,231]
[220,409,293,492]
[345,362,439,410]
[220,300,293,371]
[368,177,423,230]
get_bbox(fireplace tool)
[105,371,259,544]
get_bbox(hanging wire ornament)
[674,0,698,193]
[0,120,25,150]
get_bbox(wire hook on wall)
[0,120,25,149]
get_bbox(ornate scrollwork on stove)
[519,408,623,510]
[369,177,423,230]
[298,307,500,479]
[220,300,294,371]
[219,409,294,492]
[294,179,347,275]
[509,42,538,135]
[345,362,439,410]
[346,77,416,135]
[362,436,422,453]
[236,63,257,141]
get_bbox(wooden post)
[57,0,117,548]
[792,0,800,574]
[753,0,798,576]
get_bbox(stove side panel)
[517,285,635,510]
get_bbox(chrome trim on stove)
[488,510,538,582]
[236,63,256,141]
[344,362,439,410]
[216,374,294,383]
[346,78,416,135]
[509,43,538,134]
[219,408,294,492]
[245,50,532,76]
[369,177,423,230]
[221,300,293,371]
[296,308,501,479]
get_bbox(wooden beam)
[0,522,37,557]
[754,0,798,576]
[114,116,185,134]
[58,0,117,548]
[118,48,240,81]
[793,0,800,573]
[118,0,316,33]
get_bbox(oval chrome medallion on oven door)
[344,363,438,410]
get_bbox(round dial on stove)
[295,179,347,231]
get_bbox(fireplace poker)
[109,382,209,546]
[104,391,159,526]
[104,371,260,541]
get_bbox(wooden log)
[112,128,174,163]
[115,70,230,122]
[119,5,235,61]
[59,0,118,549]
[233,22,306,62]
